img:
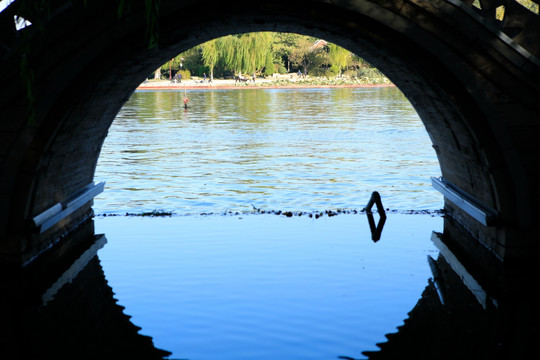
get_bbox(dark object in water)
[364,191,387,242]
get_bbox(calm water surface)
[96,214,442,360]
[93,87,444,359]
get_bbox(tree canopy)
[159,32,382,79]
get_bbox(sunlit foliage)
[160,32,381,80]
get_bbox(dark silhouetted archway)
[0,0,538,268]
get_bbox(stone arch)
[0,0,538,265]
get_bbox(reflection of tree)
[234,90,273,123]
[2,239,171,359]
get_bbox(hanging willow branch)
[117,0,161,48]
[116,0,133,19]
[15,0,52,125]
[14,0,162,124]
[20,42,36,124]
[144,0,161,49]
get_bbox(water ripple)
[94,87,442,215]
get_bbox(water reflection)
[364,233,500,360]
[3,216,535,359]
[1,235,170,360]
[365,231,537,360]
[364,191,387,242]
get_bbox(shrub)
[175,69,191,80]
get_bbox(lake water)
[94,87,442,215]
[96,213,442,360]
[92,87,446,359]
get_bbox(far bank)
[137,77,394,91]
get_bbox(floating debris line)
[95,208,443,218]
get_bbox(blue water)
[96,213,442,359]
[93,87,444,359]
[94,87,442,215]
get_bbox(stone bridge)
[0,0,539,277]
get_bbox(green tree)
[219,32,273,75]
[163,46,203,78]
[288,37,328,75]
[263,52,274,76]
[202,39,219,80]
[272,33,301,72]
[156,31,384,80]
[220,35,241,74]
[328,43,350,76]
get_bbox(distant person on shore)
[171,72,181,84]
[252,73,256,83]
[203,73,207,82]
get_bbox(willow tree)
[328,43,351,76]
[248,32,273,73]
[202,39,219,80]
[219,35,240,75]
[219,32,273,75]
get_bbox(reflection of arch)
[1,235,171,359]
[363,255,498,359]
[363,232,536,359]
[365,285,498,358]
[0,1,539,266]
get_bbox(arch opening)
[1,0,538,267]
[92,33,443,218]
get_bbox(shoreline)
[137,79,394,91]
